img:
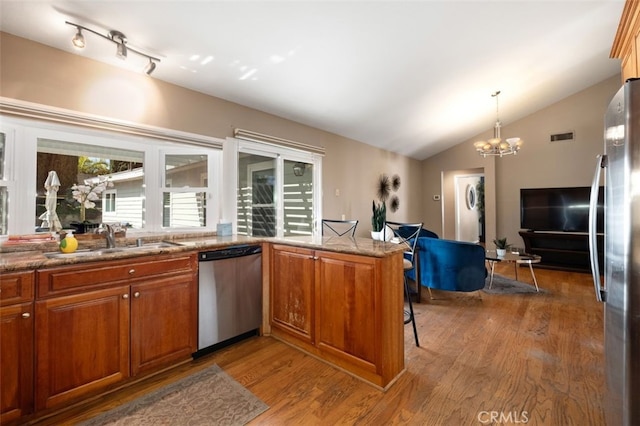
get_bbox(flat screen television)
[520,186,604,233]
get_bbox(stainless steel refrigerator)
[589,77,640,426]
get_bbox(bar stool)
[386,221,422,347]
[321,219,358,237]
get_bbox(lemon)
[59,232,78,253]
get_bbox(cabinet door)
[35,286,130,410]
[0,302,34,423]
[130,273,197,376]
[315,251,379,373]
[270,245,315,344]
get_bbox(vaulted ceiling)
[0,1,625,159]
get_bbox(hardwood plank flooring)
[29,264,605,425]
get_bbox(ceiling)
[0,1,625,160]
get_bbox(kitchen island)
[264,236,407,390]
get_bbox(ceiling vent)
[550,131,575,143]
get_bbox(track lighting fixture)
[144,58,157,76]
[71,27,85,49]
[65,21,160,75]
[108,30,127,59]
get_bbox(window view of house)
[162,154,208,228]
[36,138,144,231]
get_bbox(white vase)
[371,227,393,241]
[497,248,506,257]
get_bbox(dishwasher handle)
[199,245,262,261]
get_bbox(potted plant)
[493,237,510,256]
[371,200,386,239]
[371,174,401,240]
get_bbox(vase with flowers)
[371,173,401,240]
[70,177,113,233]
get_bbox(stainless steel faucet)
[103,224,116,248]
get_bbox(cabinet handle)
[21,312,30,319]
[122,294,129,299]
[129,269,136,275]
[134,291,140,298]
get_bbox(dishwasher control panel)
[199,244,262,261]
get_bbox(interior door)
[455,174,482,243]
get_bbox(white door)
[455,175,482,242]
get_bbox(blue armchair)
[405,230,487,297]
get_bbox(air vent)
[550,131,575,142]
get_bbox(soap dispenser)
[60,231,78,253]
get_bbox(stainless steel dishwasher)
[195,244,262,357]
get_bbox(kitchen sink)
[44,247,128,258]
[44,241,180,259]
[125,241,180,250]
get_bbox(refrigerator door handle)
[589,154,606,302]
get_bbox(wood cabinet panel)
[35,285,130,410]
[0,301,34,423]
[315,252,379,373]
[1,270,34,306]
[270,245,315,344]
[37,254,194,298]
[131,273,197,376]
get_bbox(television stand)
[518,230,604,273]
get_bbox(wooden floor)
[32,264,605,426]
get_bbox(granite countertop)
[0,233,405,273]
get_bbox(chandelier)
[473,91,523,157]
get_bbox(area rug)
[483,274,546,294]
[80,365,268,426]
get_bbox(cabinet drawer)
[37,253,196,298]
[1,271,35,306]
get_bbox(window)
[36,138,144,230]
[0,132,10,235]
[1,115,222,235]
[104,191,116,213]
[231,139,322,238]
[161,153,210,229]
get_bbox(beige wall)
[421,75,621,247]
[0,33,621,242]
[0,32,422,237]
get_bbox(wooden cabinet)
[270,245,315,344]
[315,251,381,378]
[0,271,35,424]
[35,253,197,411]
[269,243,404,389]
[131,273,197,376]
[612,1,640,81]
[35,285,130,410]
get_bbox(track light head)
[71,27,85,49]
[108,30,127,59]
[144,59,157,76]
